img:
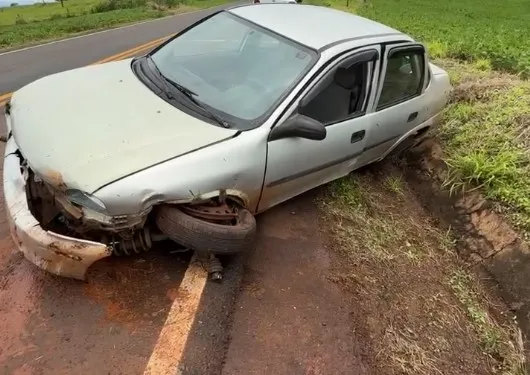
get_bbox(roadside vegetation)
[319,168,527,375]
[310,0,530,77]
[0,0,229,49]
[319,168,526,374]
[440,61,530,238]
[311,0,529,372]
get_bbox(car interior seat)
[301,63,364,124]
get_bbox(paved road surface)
[0,3,235,103]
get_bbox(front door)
[258,46,381,212]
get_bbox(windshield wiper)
[145,56,177,101]
[145,56,231,129]
[165,77,231,129]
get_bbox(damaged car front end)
[3,122,113,279]
[3,124,253,280]
[2,72,261,281]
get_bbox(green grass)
[309,0,530,77]
[0,8,163,48]
[438,61,530,236]
[0,0,230,49]
[448,268,526,374]
[0,0,102,25]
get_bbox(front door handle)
[351,130,365,144]
[407,111,418,122]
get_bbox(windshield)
[150,11,317,129]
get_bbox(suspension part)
[207,254,223,282]
[111,228,153,256]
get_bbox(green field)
[0,0,229,49]
[0,0,102,25]
[311,0,530,77]
[310,0,530,235]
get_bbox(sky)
[0,0,55,7]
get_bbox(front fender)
[93,129,268,215]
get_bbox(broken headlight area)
[65,189,107,214]
[23,165,163,256]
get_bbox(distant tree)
[10,2,19,6]
[56,0,65,6]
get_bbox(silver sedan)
[3,4,451,280]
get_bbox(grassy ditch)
[318,169,526,374]
[439,60,530,238]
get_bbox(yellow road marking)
[90,35,169,65]
[0,35,171,107]
[143,257,208,375]
[0,92,10,104]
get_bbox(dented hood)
[8,59,237,193]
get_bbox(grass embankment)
[307,0,530,235]
[0,0,230,49]
[440,61,530,238]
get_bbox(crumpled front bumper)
[3,134,112,280]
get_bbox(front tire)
[155,205,257,255]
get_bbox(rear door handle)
[351,130,365,144]
[407,112,418,122]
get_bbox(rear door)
[358,42,429,165]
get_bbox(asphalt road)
[0,2,238,101]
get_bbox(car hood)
[9,59,237,193]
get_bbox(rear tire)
[155,205,257,255]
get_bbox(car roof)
[228,4,407,50]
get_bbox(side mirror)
[269,114,326,142]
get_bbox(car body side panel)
[357,40,451,166]
[257,45,383,212]
[93,128,269,215]
[92,39,393,216]
[81,37,423,217]
[379,66,451,158]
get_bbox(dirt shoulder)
[223,192,375,375]
[222,154,526,374]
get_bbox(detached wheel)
[155,204,257,255]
